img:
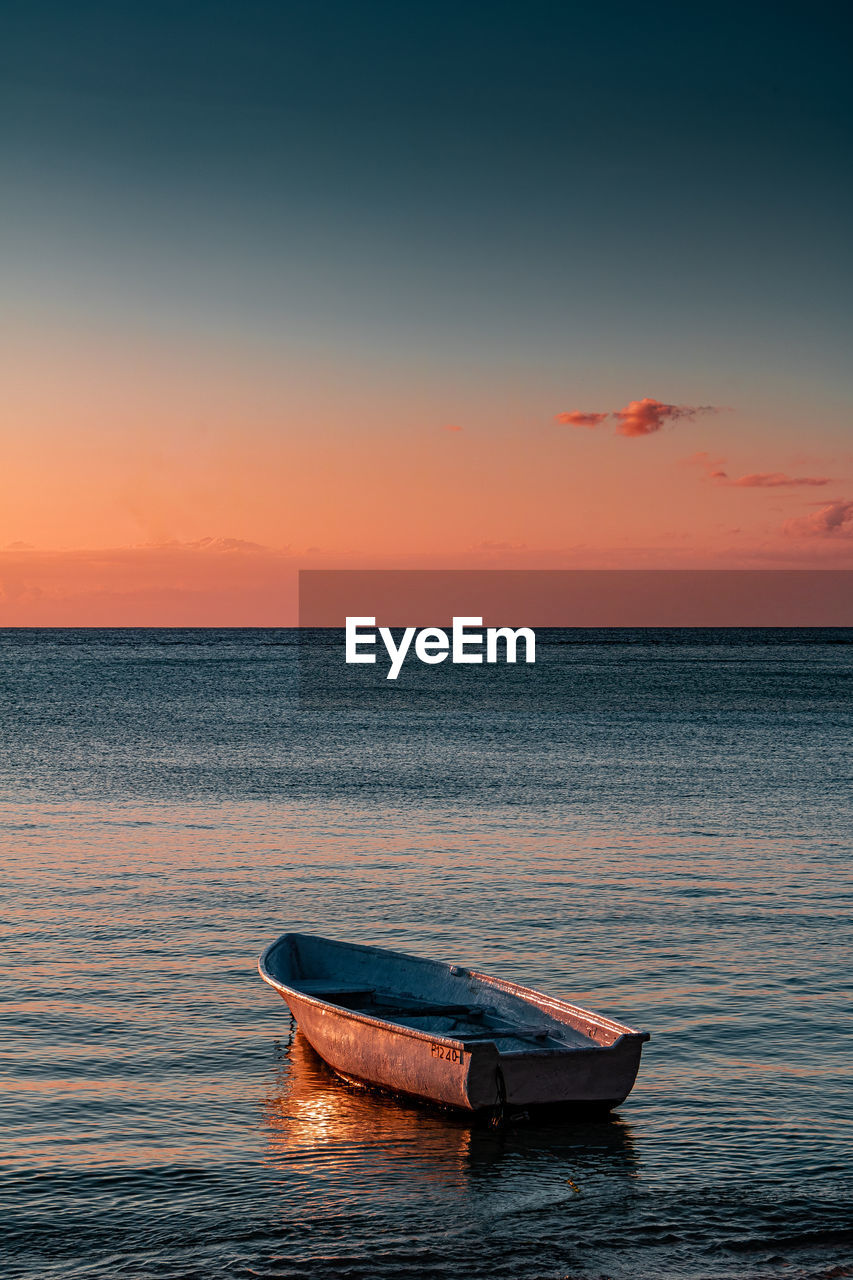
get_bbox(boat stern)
[489,1032,649,1111]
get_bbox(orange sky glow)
[2,325,851,625]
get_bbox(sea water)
[1,628,851,1279]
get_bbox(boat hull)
[285,991,500,1110]
[259,933,649,1113]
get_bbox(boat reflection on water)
[261,1029,640,1201]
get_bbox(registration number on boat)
[431,1043,464,1063]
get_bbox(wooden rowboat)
[259,933,650,1114]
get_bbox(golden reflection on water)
[262,1031,473,1190]
[261,1029,640,1197]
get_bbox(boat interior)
[295,978,591,1051]
[267,935,598,1052]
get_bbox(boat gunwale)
[466,969,650,1043]
[258,933,649,1054]
[258,944,471,1053]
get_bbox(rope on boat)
[273,1010,297,1060]
[284,1008,296,1048]
[490,1064,507,1129]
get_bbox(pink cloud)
[155,536,272,551]
[613,397,719,437]
[731,473,830,488]
[683,451,728,478]
[682,455,830,489]
[474,540,529,551]
[555,410,609,428]
[785,500,853,538]
[442,423,463,433]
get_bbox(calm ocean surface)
[2,628,851,1280]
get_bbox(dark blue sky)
[3,1,852,412]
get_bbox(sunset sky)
[2,1,852,622]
